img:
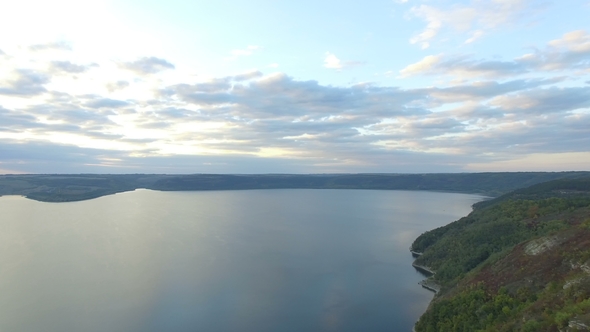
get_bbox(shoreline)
[7,171,577,203]
[411,260,440,293]
[410,250,423,257]
[2,187,490,203]
[410,250,441,331]
[418,279,440,293]
[411,261,434,276]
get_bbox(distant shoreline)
[0,187,488,203]
[1,172,587,202]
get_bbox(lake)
[0,189,484,332]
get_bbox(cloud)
[0,51,588,173]
[400,54,527,78]
[0,106,43,131]
[0,139,138,173]
[50,61,94,74]
[467,152,590,172]
[324,52,343,69]
[489,86,590,113]
[400,30,590,78]
[0,138,337,173]
[84,98,130,109]
[225,45,260,61]
[26,103,115,128]
[29,41,72,51]
[548,30,590,53]
[324,52,364,70]
[408,0,535,48]
[0,69,49,96]
[428,77,566,103]
[233,70,263,81]
[465,30,484,44]
[408,5,453,49]
[163,77,232,98]
[120,57,175,74]
[105,81,130,92]
[519,30,590,71]
[399,55,441,77]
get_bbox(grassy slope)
[412,178,590,331]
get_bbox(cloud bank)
[0,26,589,173]
[407,0,539,48]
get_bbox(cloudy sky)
[1,0,589,174]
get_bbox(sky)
[0,0,589,174]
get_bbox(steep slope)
[411,178,590,331]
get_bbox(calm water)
[0,189,484,332]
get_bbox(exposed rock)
[410,250,423,257]
[569,260,590,275]
[563,277,584,290]
[419,278,440,293]
[525,235,561,256]
[568,319,590,331]
[412,262,435,276]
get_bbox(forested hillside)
[411,178,590,331]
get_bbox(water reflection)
[0,189,483,332]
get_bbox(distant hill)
[0,172,589,202]
[411,177,590,331]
